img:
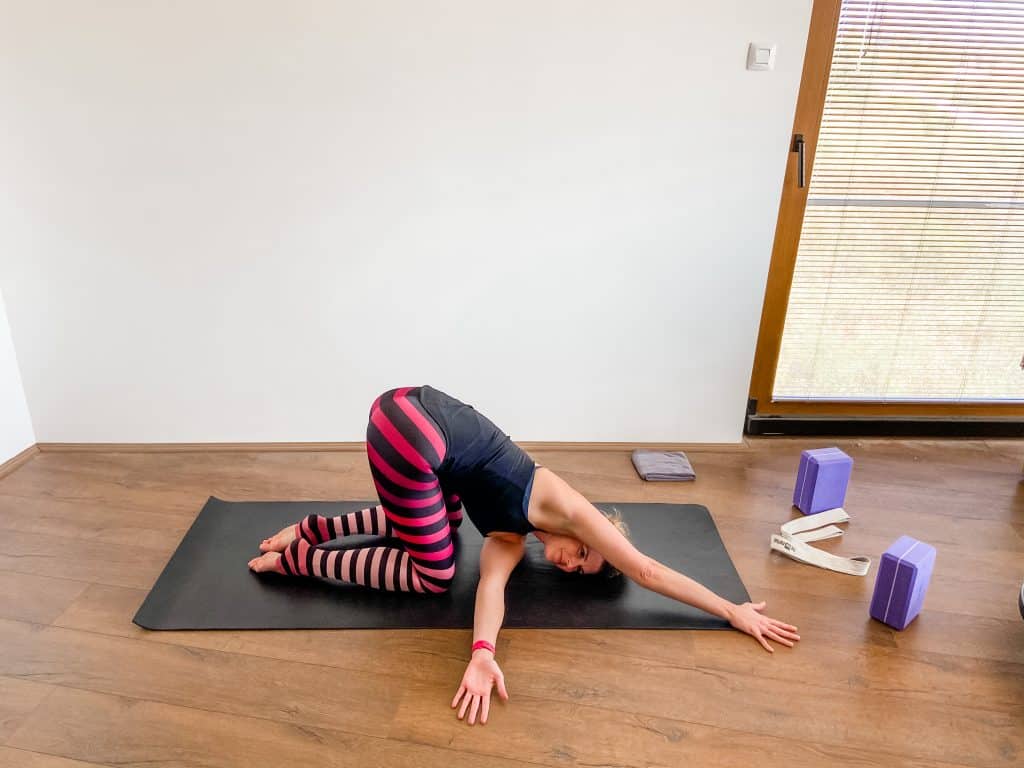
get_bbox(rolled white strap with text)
[769,507,872,577]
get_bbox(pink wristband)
[472,640,496,655]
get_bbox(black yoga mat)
[133,498,750,630]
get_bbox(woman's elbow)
[630,557,660,587]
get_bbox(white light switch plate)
[746,42,776,71]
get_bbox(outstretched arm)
[564,493,800,652]
[451,535,524,724]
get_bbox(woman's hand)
[451,653,509,725]
[727,601,801,652]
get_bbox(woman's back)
[416,385,536,536]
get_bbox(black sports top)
[417,385,538,536]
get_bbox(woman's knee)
[368,389,388,421]
[415,565,455,594]
[429,571,455,594]
[369,387,402,410]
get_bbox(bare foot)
[259,523,298,553]
[248,551,286,574]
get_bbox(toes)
[258,531,292,554]
[248,552,284,575]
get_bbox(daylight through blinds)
[774,0,1024,402]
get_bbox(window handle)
[793,134,806,188]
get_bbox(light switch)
[747,42,777,71]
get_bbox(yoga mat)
[133,498,750,630]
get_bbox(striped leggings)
[277,387,460,593]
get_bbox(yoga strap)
[769,507,872,577]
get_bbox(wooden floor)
[0,439,1021,768]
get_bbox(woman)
[248,385,800,725]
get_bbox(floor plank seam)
[0,746,114,767]
[3,681,60,749]
[54,617,1024,712]
[0,624,1013,768]
[0,673,548,768]
[3,672,985,768]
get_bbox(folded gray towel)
[631,450,696,482]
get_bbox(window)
[755,0,1024,415]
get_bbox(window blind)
[774,0,1024,402]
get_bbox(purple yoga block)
[792,447,853,515]
[869,536,937,630]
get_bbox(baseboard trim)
[36,440,749,454]
[746,414,1024,437]
[519,441,749,452]
[0,444,40,479]
[37,442,368,453]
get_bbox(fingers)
[755,631,774,653]
[752,601,767,612]
[451,684,466,709]
[764,617,800,641]
[770,625,801,642]
[763,628,794,648]
[455,676,508,725]
[768,617,798,633]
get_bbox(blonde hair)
[598,507,630,579]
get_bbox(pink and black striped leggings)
[277,387,461,593]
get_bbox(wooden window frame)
[748,0,1024,419]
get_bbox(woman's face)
[537,531,605,575]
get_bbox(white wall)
[0,288,35,462]
[0,1,812,443]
